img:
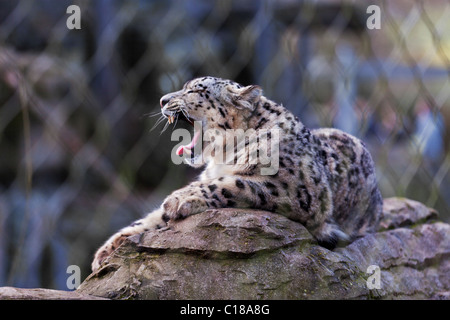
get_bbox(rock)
[0,286,107,300]
[379,197,439,230]
[77,198,449,299]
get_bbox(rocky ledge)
[76,197,449,300]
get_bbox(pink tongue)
[176,130,201,156]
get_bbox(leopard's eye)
[185,88,204,94]
[192,86,206,93]
[195,83,207,91]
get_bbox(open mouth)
[164,109,194,126]
[176,129,201,156]
[161,108,200,157]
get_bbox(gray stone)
[0,286,106,300]
[77,197,449,299]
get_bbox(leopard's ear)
[226,84,262,110]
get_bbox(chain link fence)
[0,0,449,289]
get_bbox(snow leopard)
[91,76,382,271]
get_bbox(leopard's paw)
[162,195,208,221]
[91,233,128,272]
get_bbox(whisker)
[146,111,163,118]
[172,113,179,130]
[181,108,190,120]
[149,107,189,134]
[150,115,167,131]
[143,110,162,117]
[155,115,167,126]
[160,120,171,135]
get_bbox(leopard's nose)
[160,95,171,108]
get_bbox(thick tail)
[312,221,350,250]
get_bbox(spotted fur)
[91,76,382,271]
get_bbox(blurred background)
[0,0,449,290]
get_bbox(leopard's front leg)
[91,208,166,271]
[161,176,280,221]
[161,175,346,249]
[161,181,211,221]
